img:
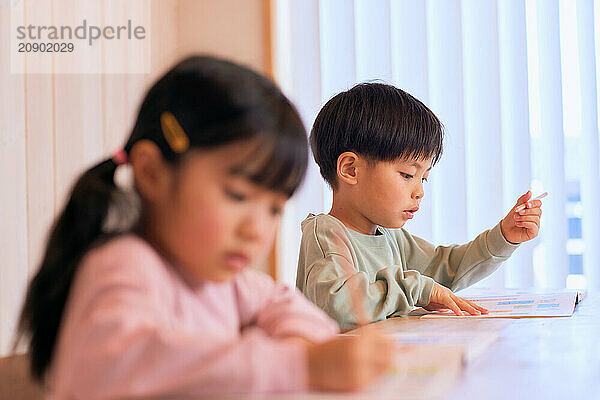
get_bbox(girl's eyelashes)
[422,177,428,183]
[225,186,285,216]
[225,188,247,202]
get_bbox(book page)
[420,291,577,319]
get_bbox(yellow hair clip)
[160,111,190,153]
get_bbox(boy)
[296,83,542,330]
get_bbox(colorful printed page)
[420,290,578,319]
[456,287,586,304]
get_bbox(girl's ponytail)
[17,154,136,381]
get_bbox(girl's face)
[137,141,287,284]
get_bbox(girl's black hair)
[310,83,444,189]
[17,55,308,381]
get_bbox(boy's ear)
[129,140,172,202]
[336,152,360,185]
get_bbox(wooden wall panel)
[177,0,268,73]
[0,0,28,355]
[24,0,55,278]
[101,1,131,154]
[53,0,104,209]
[102,0,152,154]
[150,0,179,80]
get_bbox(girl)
[17,56,394,399]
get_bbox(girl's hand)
[501,191,543,244]
[306,328,394,392]
[424,283,488,316]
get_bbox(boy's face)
[356,157,432,230]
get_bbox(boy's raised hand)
[501,191,543,244]
[425,283,488,316]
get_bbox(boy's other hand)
[501,190,542,244]
[425,283,488,316]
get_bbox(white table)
[366,294,600,399]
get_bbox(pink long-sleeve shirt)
[47,235,339,399]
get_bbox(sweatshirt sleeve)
[397,221,519,291]
[234,269,339,342]
[297,219,434,331]
[302,254,434,330]
[52,241,313,399]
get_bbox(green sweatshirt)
[296,213,519,330]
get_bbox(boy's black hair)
[310,83,444,188]
[17,55,308,382]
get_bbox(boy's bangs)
[229,133,307,198]
[397,128,444,166]
[386,109,444,166]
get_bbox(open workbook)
[418,288,583,319]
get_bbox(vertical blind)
[272,0,600,292]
